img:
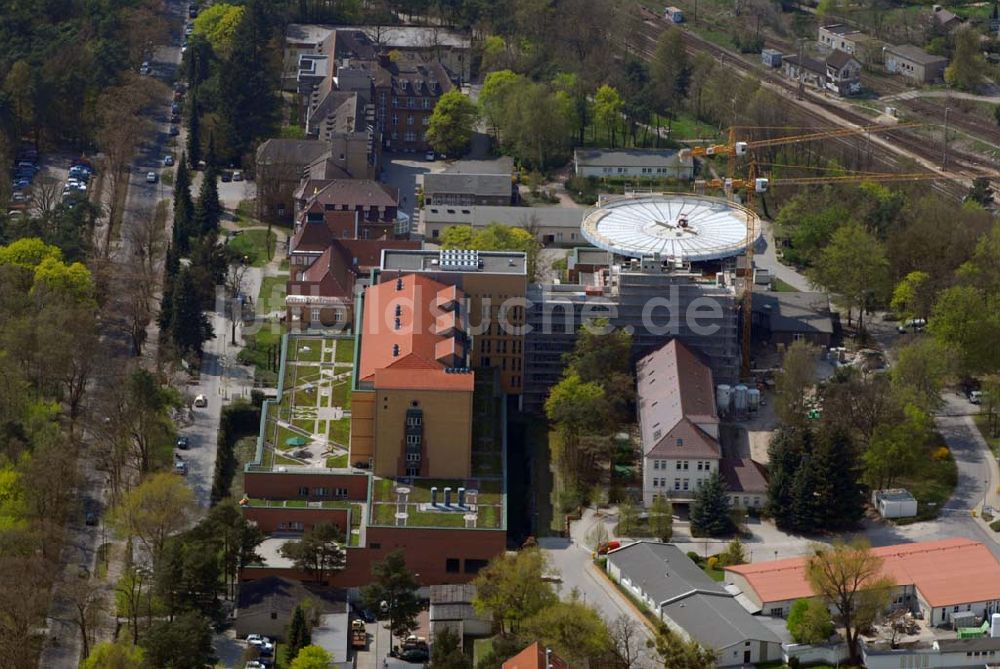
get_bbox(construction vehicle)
[351,619,367,650]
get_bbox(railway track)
[630,5,981,201]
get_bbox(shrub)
[687,551,702,564]
[991,519,1000,532]
[707,556,719,570]
[933,446,951,461]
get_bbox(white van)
[193,394,207,408]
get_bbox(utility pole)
[942,107,951,168]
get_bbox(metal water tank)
[748,388,761,412]
[991,613,1000,638]
[716,385,732,413]
[733,385,749,413]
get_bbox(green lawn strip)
[372,478,503,505]
[275,454,301,466]
[328,418,351,447]
[334,339,355,363]
[230,436,259,500]
[348,504,362,546]
[292,341,325,363]
[255,275,287,316]
[326,453,349,468]
[291,419,316,435]
[974,414,1000,456]
[703,565,725,582]
[770,277,800,292]
[332,381,352,409]
[234,199,258,227]
[227,229,277,267]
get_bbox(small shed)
[873,489,918,519]
[761,49,783,68]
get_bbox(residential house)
[933,5,964,32]
[724,538,1000,625]
[718,458,768,511]
[304,90,379,180]
[378,249,529,396]
[502,643,569,669]
[751,291,834,347]
[429,584,492,645]
[419,205,584,245]
[818,24,863,53]
[606,542,782,667]
[235,576,344,641]
[354,25,472,82]
[573,148,695,179]
[294,179,399,240]
[637,339,722,506]
[289,211,360,269]
[376,51,453,153]
[255,139,331,225]
[422,158,516,207]
[824,49,862,95]
[884,44,949,83]
[285,235,420,330]
[782,51,860,96]
[351,273,474,478]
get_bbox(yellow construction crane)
[682,121,990,379]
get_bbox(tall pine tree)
[173,155,194,254]
[689,472,735,537]
[767,427,807,529]
[814,427,865,530]
[169,267,214,356]
[286,605,311,659]
[187,95,201,168]
[194,170,222,236]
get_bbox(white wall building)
[573,148,695,179]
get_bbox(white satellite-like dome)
[581,194,760,262]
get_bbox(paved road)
[38,1,187,666]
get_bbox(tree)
[786,598,834,644]
[473,548,557,636]
[194,170,222,235]
[192,3,245,56]
[775,340,820,427]
[608,614,645,669]
[806,540,895,664]
[479,70,522,142]
[808,222,890,330]
[891,339,952,412]
[81,640,145,669]
[289,645,333,669]
[945,26,986,91]
[650,622,717,668]
[361,550,421,643]
[174,155,195,254]
[690,472,734,537]
[168,266,215,356]
[648,495,673,542]
[890,271,933,322]
[863,404,930,490]
[585,519,609,550]
[718,537,747,567]
[521,597,612,666]
[187,96,202,169]
[650,28,689,122]
[929,285,1000,376]
[109,472,196,565]
[280,523,346,583]
[430,626,471,669]
[142,611,216,669]
[617,499,639,536]
[593,84,624,147]
[426,90,478,157]
[288,607,314,663]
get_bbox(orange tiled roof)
[726,538,1000,608]
[359,274,472,392]
[502,642,568,669]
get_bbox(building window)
[422,116,430,126]
[298,487,309,497]
[407,115,415,126]
[423,98,432,109]
[653,460,660,470]
[674,479,681,490]
[407,415,422,427]
[289,521,304,531]
[406,452,421,462]
[370,542,381,549]
[446,558,460,573]
[335,488,348,497]
[682,461,689,470]
[392,96,398,107]
[464,559,489,574]
[652,478,659,488]
[697,461,703,471]
[404,131,416,142]
[682,479,689,491]
[310,308,321,322]
[675,461,682,470]
[313,487,328,497]
[676,438,684,447]
[406,434,421,446]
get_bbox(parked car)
[146,171,157,184]
[246,634,272,647]
[232,170,243,181]
[397,648,429,663]
[193,394,207,408]
[176,436,190,450]
[221,171,232,182]
[970,391,983,405]
[139,61,152,75]
[169,126,179,136]
[425,151,436,161]
[174,461,187,475]
[85,509,98,526]
[896,318,927,334]
[163,154,175,167]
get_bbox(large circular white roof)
[581,194,759,262]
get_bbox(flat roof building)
[420,205,585,246]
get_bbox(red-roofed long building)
[725,538,1000,626]
[350,273,474,478]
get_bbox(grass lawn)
[771,277,800,292]
[332,381,352,409]
[326,453,349,468]
[230,436,259,501]
[227,229,277,267]
[703,564,725,581]
[654,111,724,142]
[328,418,350,447]
[334,338,355,363]
[291,340,324,363]
[234,199,258,227]
[894,438,959,523]
[278,124,306,139]
[257,275,287,317]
